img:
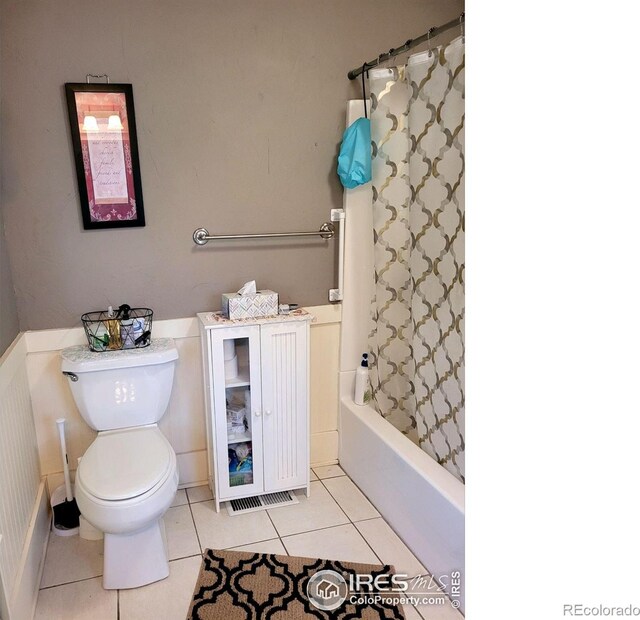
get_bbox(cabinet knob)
[265,410,272,416]
[254,410,261,417]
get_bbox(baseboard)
[4,481,49,620]
[310,430,339,464]
[310,459,339,468]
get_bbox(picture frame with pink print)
[65,83,145,229]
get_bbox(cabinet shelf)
[225,366,250,388]
[227,432,252,444]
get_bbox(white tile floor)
[35,465,463,619]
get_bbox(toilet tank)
[61,338,179,431]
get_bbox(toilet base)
[103,518,169,589]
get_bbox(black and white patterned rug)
[188,548,404,619]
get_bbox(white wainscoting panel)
[0,335,47,620]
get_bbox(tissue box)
[222,290,279,320]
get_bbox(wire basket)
[81,307,153,352]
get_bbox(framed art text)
[65,83,145,229]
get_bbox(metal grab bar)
[328,209,345,302]
[192,223,335,245]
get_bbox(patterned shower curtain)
[368,37,465,482]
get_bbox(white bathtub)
[339,372,465,612]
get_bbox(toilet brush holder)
[51,418,81,534]
[50,485,79,537]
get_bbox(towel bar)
[192,223,335,245]
[192,210,345,304]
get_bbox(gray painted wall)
[0,203,19,354]
[1,0,463,330]
[0,19,20,354]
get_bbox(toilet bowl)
[75,426,178,533]
[61,339,180,590]
[75,426,179,589]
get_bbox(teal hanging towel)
[337,117,371,189]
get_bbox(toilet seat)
[78,426,173,501]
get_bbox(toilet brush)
[52,418,80,530]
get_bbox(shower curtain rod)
[347,12,464,80]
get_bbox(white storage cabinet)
[198,311,312,511]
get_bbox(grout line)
[221,535,281,551]
[185,487,214,505]
[409,605,423,620]
[317,476,353,524]
[318,475,385,567]
[278,520,352,540]
[322,470,381,518]
[352,525,384,566]
[39,574,103,591]
[117,589,120,620]
[263,507,279,536]
[263,508,289,556]
[169,489,189,508]
[188,498,214,505]
[351,515,383,524]
[169,552,204,562]
[279,535,291,555]
[187,501,204,555]
[312,470,347,481]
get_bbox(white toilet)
[61,338,180,590]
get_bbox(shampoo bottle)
[354,353,368,406]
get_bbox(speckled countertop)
[197,309,314,330]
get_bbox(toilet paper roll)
[225,354,238,378]
[223,340,236,361]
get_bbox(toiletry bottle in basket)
[106,306,122,350]
[133,317,144,344]
[119,304,136,349]
[91,322,109,351]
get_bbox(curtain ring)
[459,14,465,42]
[427,29,433,57]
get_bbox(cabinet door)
[210,326,264,500]
[260,321,309,492]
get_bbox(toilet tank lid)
[61,338,178,373]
